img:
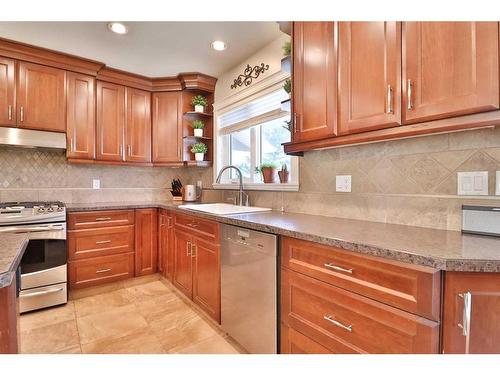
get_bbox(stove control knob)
[57,207,64,212]
[38,207,45,213]
[47,207,54,212]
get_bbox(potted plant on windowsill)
[191,120,205,137]
[192,95,208,113]
[278,164,289,183]
[255,162,277,183]
[191,142,208,162]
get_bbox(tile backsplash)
[2,126,500,231]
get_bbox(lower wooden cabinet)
[281,324,332,354]
[172,214,221,323]
[134,208,158,276]
[68,252,135,289]
[0,280,19,354]
[158,209,174,280]
[442,272,500,354]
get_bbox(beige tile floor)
[20,275,242,354]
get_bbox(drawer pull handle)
[324,263,353,274]
[324,315,353,332]
[96,240,112,244]
[22,287,64,297]
[96,268,111,274]
[187,222,198,228]
[95,217,112,221]
[186,241,191,257]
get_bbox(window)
[215,86,298,190]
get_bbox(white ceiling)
[0,22,282,77]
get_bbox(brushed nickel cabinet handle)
[20,106,24,122]
[293,113,298,133]
[407,79,413,110]
[96,268,111,274]
[95,217,112,221]
[96,240,112,244]
[458,291,472,354]
[186,241,191,257]
[127,145,132,156]
[387,85,393,114]
[8,105,12,121]
[191,243,197,258]
[324,315,353,332]
[324,263,353,274]
[167,217,173,228]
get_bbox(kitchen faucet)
[215,165,249,206]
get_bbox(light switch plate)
[496,171,500,196]
[457,171,488,195]
[92,179,100,189]
[336,175,352,192]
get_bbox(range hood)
[0,127,66,149]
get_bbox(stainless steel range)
[0,201,67,313]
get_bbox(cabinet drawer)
[281,324,333,354]
[68,210,135,230]
[281,237,441,321]
[68,252,134,289]
[174,213,219,241]
[68,225,134,260]
[281,268,439,354]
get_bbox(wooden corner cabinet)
[152,91,183,164]
[284,21,500,154]
[158,209,174,280]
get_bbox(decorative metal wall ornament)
[230,63,270,89]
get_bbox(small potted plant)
[255,162,277,183]
[192,95,208,113]
[282,41,291,57]
[191,142,208,162]
[191,120,205,137]
[283,79,291,98]
[278,164,289,183]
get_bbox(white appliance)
[462,205,500,237]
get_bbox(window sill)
[212,182,299,192]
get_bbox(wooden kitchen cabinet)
[292,22,337,142]
[403,22,499,124]
[17,62,66,132]
[338,22,401,135]
[0,57,16,126]
[126,88,151,163]
[281,324,333,354]
[172,227,194,297]
[66,72,95,160]
[442,272,500,354]
[96,80,125,162]
[152,91,183,164]
[134,208,158,276]
[0,280,18,354]
[158,209,174,280]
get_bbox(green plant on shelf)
[190,142,208,154]
[283,79,291,94]
[282,41,291,57]
[191,95,208,108]
[191,120,205,129]
[255,162,277,173]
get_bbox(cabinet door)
[338,22,401,135]
[134,208,158,276]
[66,73,95,160]
[0,57,16,126]
[17,62,66,132]
[442,272,500,354]
[158,210,173,279]
[281,324,332,354]
[292,22,337,142]
[126,88,151,163]
[403,22,499,124]
[192,235,220,322]
[152,92,182,163]
[158,212,166,275]
[96,81,125,161]
[172,228,193,298]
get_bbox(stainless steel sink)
[178,203,271,215]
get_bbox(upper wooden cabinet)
[126,88,151,163]
[17,62,66,132]
[66,72,95,160]
[152,91,182,163]
[403,22,499,124]
[338,22,401,135]
[292,22,337,142]
[96,80,125,162]
[442,272,500,354]
[0,57,16,126]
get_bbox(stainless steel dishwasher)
[221,224,278,354]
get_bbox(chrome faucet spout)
[215,165,249,206]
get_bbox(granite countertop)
[0,233,28,288]
[66,201,500,272]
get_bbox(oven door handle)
[21,287,64,297]
[0,225,65,233]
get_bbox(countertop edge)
[0,235,28,288]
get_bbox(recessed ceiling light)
[107,22,128,35]
[211,40,227,51]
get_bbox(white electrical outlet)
[457,171,488,195]
[92,179,100,189]
[336,175,352,192]
[496,171,500,196]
